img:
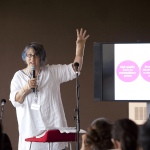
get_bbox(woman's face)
[25,48,40,69]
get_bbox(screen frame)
[94,42,150,102]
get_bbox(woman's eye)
[27,54,32,57]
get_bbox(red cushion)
[25,130,77,142]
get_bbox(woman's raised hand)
[76,28,89,57]
[76,28,89,48]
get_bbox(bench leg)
[51,142,53,150]
[29,142,32,150]
[69,142,72,150]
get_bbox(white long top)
[9,64,78,150]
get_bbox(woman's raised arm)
[73,28,89,71]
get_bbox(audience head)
[139,119,150,150]
[111,118,138,150]
[85,118,114,150]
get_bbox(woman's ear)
[111,138,119,149]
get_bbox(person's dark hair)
[111,118,138,150]
[22,42,46,66]
[0,123,12,150]
[139,119,150,150]
[85,118,114,150]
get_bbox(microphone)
[1,99,6,109]
[31,65,36,92]
[74,62,79,73]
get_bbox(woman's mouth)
[30,62,35,65]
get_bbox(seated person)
[139,119,150,150]
[80,118,114,150]
[0,123,12,150]
[111,118,139,150]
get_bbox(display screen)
[102,43,150,101]
[115,44,150,100]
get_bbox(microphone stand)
[73,63,80,150]
[0,106,4,124]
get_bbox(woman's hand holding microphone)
[15,78,37,104]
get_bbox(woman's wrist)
[19,81,31,98]
[21,88,26,96]
[76,49,84,57]
[15,82,31,104]
[23,81,31,95]
[76,44,84,57]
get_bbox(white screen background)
[115,44,150,100]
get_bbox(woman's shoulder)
[48,63,72,69]
[43,64,59,70]
[12,69,27,80]
[43,64,73,75]
[47,64,64,73]
[43,64,62,75]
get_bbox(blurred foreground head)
[139,119,150,150]
[111,118,139,150]
[85,118,114,150]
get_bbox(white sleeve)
[50,63,80,84]
[9,72,23,107]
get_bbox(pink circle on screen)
[116,60,139,82]
[141,60,150,82]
